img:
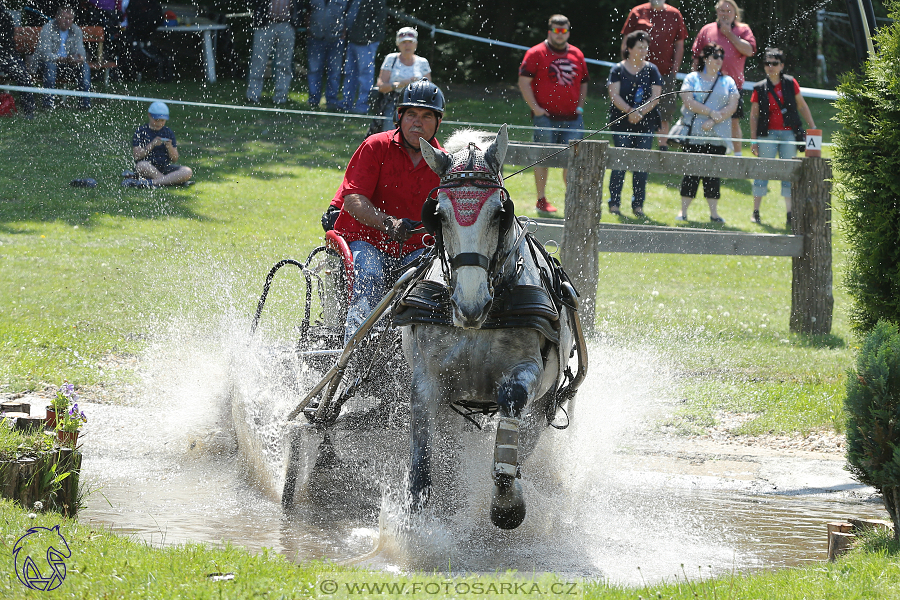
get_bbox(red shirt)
[692,21,756,89]
[751,77,801,131]
[620,3,688,75]
[519,41,589,120]
[332,129,443,257]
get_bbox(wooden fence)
[506,140,833,336]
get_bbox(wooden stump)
[827,522,855,560]
[0,449,82,515]
[790,157,833,335]
[562,140,606,336]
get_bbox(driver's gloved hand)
[383,216,415,243]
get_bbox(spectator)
[517,14,589,215]
[77,0,123,61]
[331,79,445,342]
[620,0,688,151]
[246,0,300,105]
[339,0,386,115]
[0,2,36,118]
[373,27,430,132]
[749,48,816,227]
[35,6,91,110]
[307,0,350,111]
[607,30,661,218]
[119,0,174,83]
[676,43,739,223]
[126,101,194,188]
[691,0,755,155]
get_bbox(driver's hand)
[383,217,413,243]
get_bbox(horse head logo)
[12,525,71,591]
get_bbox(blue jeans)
[246,22,296,103]
[42,61,91,108]
[609,131,653,209]
[307,37,345,108]
[532,114,584,144]
[340,41,379,114]
[344,241,424,343]
[753,129,797,197]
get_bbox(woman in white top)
[676,43,739,223]
[374,27,431,131]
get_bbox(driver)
[331,78,446,342]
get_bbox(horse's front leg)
[491,361,541,529]
[408,359,440,511]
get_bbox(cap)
[148,101,169,120]
[396,27,418,43]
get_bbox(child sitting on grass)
[124,101,194,188]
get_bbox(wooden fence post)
[561,140,606,336]
[790,157,833,335]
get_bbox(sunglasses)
[764,60,782,66]
[551,27,569,34]
[709,52,725,59]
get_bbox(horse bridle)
[421,143,519,288]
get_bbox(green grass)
[0,81,853,432]
[1,499,899,598]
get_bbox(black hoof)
[490,477,526,530]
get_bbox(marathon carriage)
[246,126,588,529]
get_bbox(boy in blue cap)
[124,101,194,188]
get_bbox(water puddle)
[76,333,888,586]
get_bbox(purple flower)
[80,411,87,423]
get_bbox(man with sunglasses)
[518,14,589,216]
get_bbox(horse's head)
[420,125,513,329]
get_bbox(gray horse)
[394,125,586,529]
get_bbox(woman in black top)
[607,30,662,218]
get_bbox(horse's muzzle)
[451,298,492,329]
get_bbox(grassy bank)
[2,499,899,598]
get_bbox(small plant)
[845,320,900,542]
[50,382,77,414]
[57,404,87,433]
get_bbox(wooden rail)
[507,140,833,336]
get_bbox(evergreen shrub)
[845,320,900,541]
[834,0,900,334]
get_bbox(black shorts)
[733,92,748,120]
[140,162,183,175]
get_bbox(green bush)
[845,320,900,541]
[833,0,900,334]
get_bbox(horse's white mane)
[443,128,495,154]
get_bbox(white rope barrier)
[0,83,833,146]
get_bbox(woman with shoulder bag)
[370,27,431,134]
[676,43,739,223]
[607,30,662,218]
[749,48,816,227]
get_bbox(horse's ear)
[420,139,452,176]
[484,125,509,177]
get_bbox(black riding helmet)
[396,78,445,123]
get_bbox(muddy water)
[76,335,888,586]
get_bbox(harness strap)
[450,252,491,271]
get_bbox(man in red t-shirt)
[620,0,688,149]
[332,79,445,341]
[517,14,589,215]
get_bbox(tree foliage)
[834,0,900,334]
[845,320,900,541]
